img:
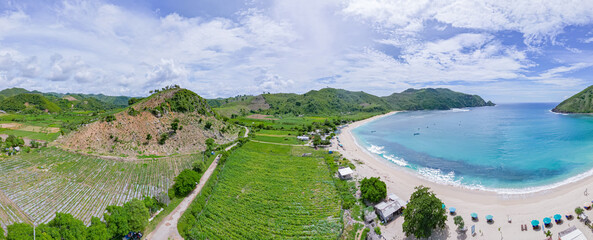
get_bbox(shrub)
[104,115,116,122]
[576,207,584,215]
[172,169,200,197]
[454,216,464,230]
[374,226,381,235]
[204,121,212,130]
[360,177,387,203]
[158,133,168,145]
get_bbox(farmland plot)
[181,142,342,239]
[0,148,196,226]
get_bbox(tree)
[205,138,215,152]
[158,133,168,145]
[402,186,447,238]
[146,134,152,141]
[171,118,180,133]
[454,216,465,230]
[34,224,60,240]
[7,223,33,240]
[0,227,5,240]
[172,169,200,197]
[576,207,584,215]
[143,196,161,215]
[87,217,110,240]
[125,199,150,232]
[104,205,129,238]
[360,177,387,203]
[47,212,87,240]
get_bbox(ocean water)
[352,103,593,193]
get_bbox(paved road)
[146,143,238,239]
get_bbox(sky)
[2,1,593,102]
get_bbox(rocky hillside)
[553,85,593,113]
[55,88,239,157]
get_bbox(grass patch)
[253,134,302,145]
[179,141,342,239]
[0,128,60,141]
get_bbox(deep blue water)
[352,103,593,192]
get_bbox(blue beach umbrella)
[442,204,446,209]
[531,220,540,227]
[554,214,562,221]
[543,217,552,225]
[450,207,456,213]
[486,215,493,221]
[471,213,478,219]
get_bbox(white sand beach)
[333,111,593,240]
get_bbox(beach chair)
[471,225,476,236]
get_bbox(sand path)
[335,111,593,240]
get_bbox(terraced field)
[0,148,196,226]
[180,141,342,239]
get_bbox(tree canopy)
[402,186,447,238]
[360,177,387,203]
[86,217,110,240]
[173,169,201,197]
[47,212,87,240]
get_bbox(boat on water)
[414,132,420,136]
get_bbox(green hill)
[553,85,593,113]
[0,93,61,113]
[211,87,494,117]
[383,88,495,110]
[262,88,391,115]
[0,87,29,98]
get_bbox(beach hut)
[337,167,354,180]
[531,220,540,229]
[486,215,493,222]
[558,226,587,240]
[471,213,478,220]
[449,207,456,215]
[374,193,406,223]
[554,214,562,223]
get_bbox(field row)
[182,142,342,239]
[0,148,195,225]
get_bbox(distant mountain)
[262,88,391,115]
[210,87,494,117]
[0,87,29,98]
[56,87,238,157]
[0,87,133,113]
[383,88,495,111]
[0,93,62,113]
[553,85,593,113]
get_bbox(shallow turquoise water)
[352,103,593,192]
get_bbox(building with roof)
[558,226,587,240]
[374,193,406,223]
[337,167,353,179]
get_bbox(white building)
[297,136,310,141]
[337,167,353,179]
[375,193,406,222]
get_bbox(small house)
[297,136,310,141]
[14,146,20,152]
[558,226,587,240]
[337,167,353,179]
[375,193,406,223]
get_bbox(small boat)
[414,132,420,136]
[371,130,376,133]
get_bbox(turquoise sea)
[352,103,593,193]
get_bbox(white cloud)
[343,0,593,45]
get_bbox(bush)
[192,160,206,173]
[361,228,370,240]
[454,216,464,230]
[172,169,201,197]
[360,177,387,203]
[576,207,584,215]
[204,121,212,130]
[104,115,116,122]
[158,133,168,145]
[374,226,381,235]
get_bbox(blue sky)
[2,0,593,103]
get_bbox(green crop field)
[179,141,342,239]
[0,128,60,141]
[252,134,303,145]
[255,129,298,136]
[0,148,197,226]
